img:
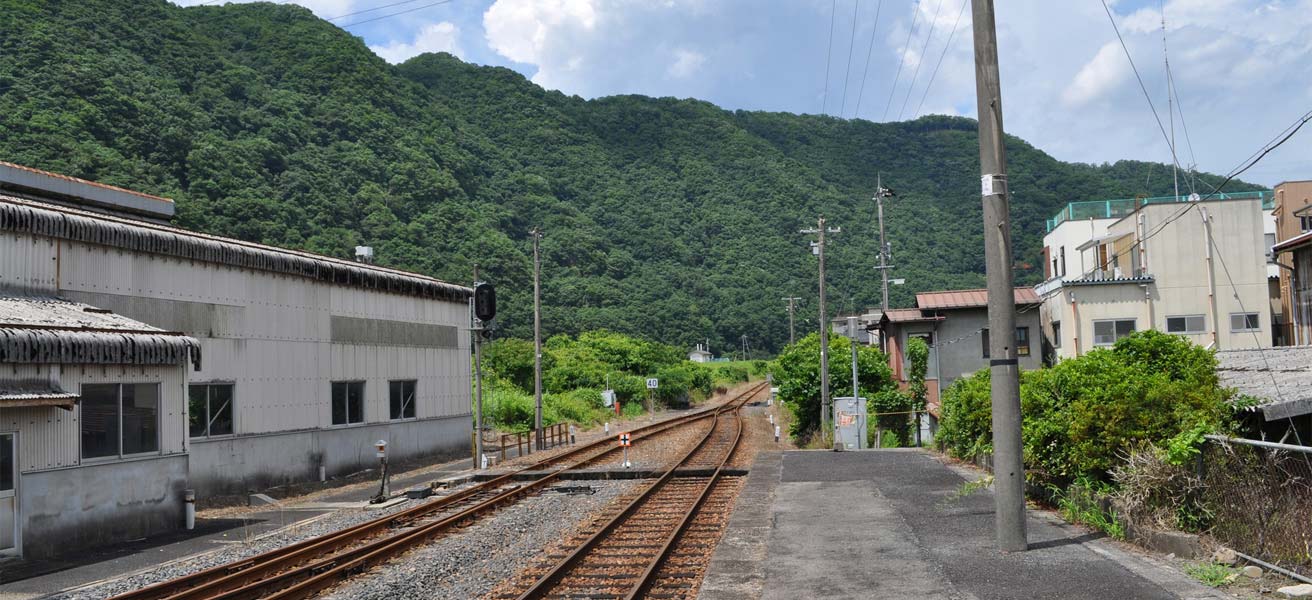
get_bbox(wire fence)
[1200,435,1312,580]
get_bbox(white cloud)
[483,0,598,66]
[370,22,463,63]
[667,49,705,79]
[1061,42,1128,107]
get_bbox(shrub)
[776,331,893,440]
[484,386,535,431]
[868,389,913,447]
[715,364,750,383]
[936,368,992,459]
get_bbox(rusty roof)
[0,160,172,203]
[915,288,1041,310]
[883,308,946,323]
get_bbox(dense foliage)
[775,331,893,441]
[477,330,730,430]
[937,331,1233,487]
[0,1,1267,352]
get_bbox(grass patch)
[1184,562,1237,587]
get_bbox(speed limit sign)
[646,378,659,389]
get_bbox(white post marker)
[774,425,781,443]
[619,432,632,468]
[605,422,610,435]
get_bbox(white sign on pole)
[646,378,659,389]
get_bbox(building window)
[1059,246,1066,277]
[982,328,1031,357]
[81,383,160,460]
[389,380,417,420]
[1051,321,1062,348]
[1301,216,1312,232]
[1165,315,1206,335]
[189,384,234,438]
[1266,233,1277,264]
[1230,312,1261,332]
[1093,319,1135,345]
[331,381,365,425]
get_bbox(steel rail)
[513,385,755,600]
[113,381,766,600]
[256,386,764,600]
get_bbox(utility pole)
[972,0,1027,552]
[472,264,484,470]
[783,297,802,345]
[847,316,860,401]
[875,177,896,353]
[530,227,544,451]
[801,217,840,444]
[741,334,748,361]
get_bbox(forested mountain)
[0,0,1261,353]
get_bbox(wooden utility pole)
[783,297,802,345]
[972,0,1027,552]
[531,227,544,450]
[801,218,840,444]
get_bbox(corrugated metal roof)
[0,295,200,368]
[1217,347,1312,421]
[0,195,471,303]
[884,308,945,323]
[915,288,1040,310]
[0,380,78,410]
[0,160,172,203]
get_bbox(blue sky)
[175,0,1312,187]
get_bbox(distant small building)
[688,344,713,363]
[831,313,877,345]
[867,288,1042,435]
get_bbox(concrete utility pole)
[875,177,896,353]
[783,297,802,345]
[531,227,544,450]
[847,316,860,401]
[801,218,840,444]
[972,0,1027,552]
[741,334,749,361]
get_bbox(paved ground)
[700,449,1228,600]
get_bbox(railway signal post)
[619,432,632,468]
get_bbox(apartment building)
[1037,192,1274,359]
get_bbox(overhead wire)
[821,0,839,116]
[852,0,885,119]
[328,0,428,21]
[896,0,944,121]
[913,0,967,119]
[838,0,862,118]
[339,0,454,29]
[882,0,921,121]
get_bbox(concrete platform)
[700,450,1228,600]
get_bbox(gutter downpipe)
[1069,291,1081,358]
[1202,208,1219,349]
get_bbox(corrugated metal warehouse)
[0,162,473,558]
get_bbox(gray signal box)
[832,396,868,451]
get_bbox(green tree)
[775,331,893,441]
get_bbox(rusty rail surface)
[507,383,760,600]
[110,381,768,600]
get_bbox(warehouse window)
[389,380,417,420]
[1166,315,1206,335]
[81,383,160,460]
[331,381,365,425]
[1093,319,1135,345]
[189,384,234,438]
[1230,312,1261,332]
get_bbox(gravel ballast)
[49,487,473,600]
[322,480,638,600]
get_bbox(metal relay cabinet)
[832,396,868,450]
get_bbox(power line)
[339,0,454,29]
[896,0,943,121]
[852,0,885,119]
[838,0,862,118]
[821,0,839,116]
[913,0,967,119]
[882,0,920,121]
[328,0,427,21]
[1099,0,1189,184]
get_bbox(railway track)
[109,381,769,600]
[495,382,761,600]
